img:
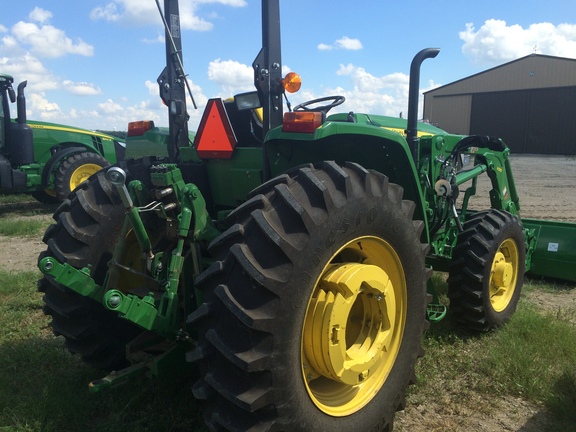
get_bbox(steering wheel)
[293,95,346,113]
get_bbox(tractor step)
[427,303,447,322]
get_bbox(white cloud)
[318,36,363,51]
[0,52,59,93]
[90,3,121,22]
[27,92,62,120]
[63,80,102,96]
[0,8,99,110]
[12,21,94,58]
[145,80,158,96]
[0,7,212,131]
[291,64,439,120]
[1,35,20,54]
[143,34,165,44]
[98,99,124,114]
[207,58,253,93]
[91,0,246,31]
[460,19,576,64]
[29,7,53,24]
[334,64,407,115]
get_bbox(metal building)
[423,54,576,154]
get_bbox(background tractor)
[37,0,576,431]
[0,74,124,203]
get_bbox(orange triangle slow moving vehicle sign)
[194,98,237,159]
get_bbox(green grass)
[409,278,576,430]
[0,270,206,432]
[485,305,576,414]
[0,195,56,237]
[0,194,36,205]
[1,269,576,431]
[0,218,51,237]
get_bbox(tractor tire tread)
[192,161,429,431]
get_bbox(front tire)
[190,162,430,431]
[448,209,526,331]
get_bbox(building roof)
[425,54,576,96]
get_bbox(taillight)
[282,112,324,133]
[127,120,155,137]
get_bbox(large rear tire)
[38,167,140,370]
[54,151,110,202]
[189,162,430,431]
[448,209,526,331]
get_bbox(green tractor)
[0,74,124,203]
[37,0,576,430]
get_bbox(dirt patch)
[469,154,576,222]
[0,235,46,273]
[510,155,576,222]
[396,396,551,432]
[525,287,576,324]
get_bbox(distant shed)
[423,54,576,155]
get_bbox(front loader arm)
[479,149,521,215]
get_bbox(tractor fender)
[41,146,86,188]
[265,123,430,242]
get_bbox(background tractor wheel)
[30,189,60,204]
[39,166,142,370]
[54,152,110,202]
[448,209,526,331]
[190,161,430,431]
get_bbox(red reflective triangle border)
[194,98,237,159]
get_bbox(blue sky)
[1,0,575,131]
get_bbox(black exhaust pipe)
[16,81,28,124]
[8,81,34,165]
[406,48,440,165]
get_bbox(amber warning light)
[280,72,324,133]
[128,120,155,137]
[282,72,302,94]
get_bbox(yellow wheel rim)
[489,238,519,312]
[301,236,407,417]
[69,163,102,191]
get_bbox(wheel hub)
[489,238,519,312]
[492,252,513,287]
[70,163,102,191]
[301,236,407,417]
[303,263,395,386]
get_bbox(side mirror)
[8,87,16,103]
